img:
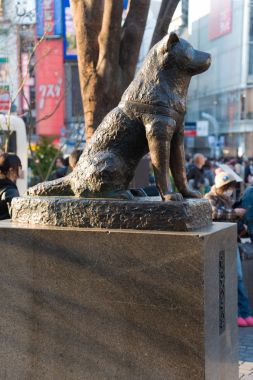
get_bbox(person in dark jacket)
[187,153,206,193]
[244,159,253,185]
[241,186,253,241]
[0,153,22,219]
[49,157,68,180]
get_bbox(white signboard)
[196,120,209,136]
[14,0,36,24]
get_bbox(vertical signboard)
[208,0,232,40]
[196,120,209,136]
[184,122,197,137]
[63,0,77,59]
[0,57,8,84]
[14,0,36,24]
[0,57,10,111]
[0,86,10,111]
[35,40,64,136]
[36,0,63,37]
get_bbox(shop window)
[71,65,82,119]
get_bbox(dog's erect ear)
[168,32,179,46]
[159,32,179,54]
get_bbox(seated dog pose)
[28,32,211,201]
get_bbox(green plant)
[29,137,62,182]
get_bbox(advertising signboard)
[63,0,129,60]
[35,39,64,136]
[184,122,197,137]
[196,120,209,136]
[63,0,77,60]
[0,86,10,111]
[0,57,10,112]
[208,0,232,41]
[0,57,8,84]
[14,0,36,24]
[36,0,63,37]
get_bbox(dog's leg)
[144,115,183,201]
[170,124,201,199]
[27,175,74,196]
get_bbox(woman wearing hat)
[205,171,253,327]
[0,152,22,220]
[205,171,245,221]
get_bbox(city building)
[185,0,253,158]
[0,0,36,116]
[0,0,84,152]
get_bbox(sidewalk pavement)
[239,327,253,379]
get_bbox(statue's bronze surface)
[28,33,211,201]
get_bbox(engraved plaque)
[219,250,225,335]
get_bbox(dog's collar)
[119,101,180,119]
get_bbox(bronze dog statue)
[28,32,211,201]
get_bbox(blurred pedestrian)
[49,157,68,180]
[205,171,253,327]
[185,153,193,174]
[240,185,253,242]
[187,153,207,193]
[244,158,253,185]
[203,159,214,188]
[0,153,22,219]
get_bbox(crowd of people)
[48,149,83,181]
[1,150,253,327]
[0,149,83,220]
[186,153,253,327]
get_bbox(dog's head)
[155,32,211,76]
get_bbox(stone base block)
[0,221,238,379]
[11,196,212,231]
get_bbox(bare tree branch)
[150,0,180,49]
[36,93,65,125]
[10,31,46,107]
[119,0,150,85]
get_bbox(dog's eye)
[185,47,193,60]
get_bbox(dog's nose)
[206,54,212,67]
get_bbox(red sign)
[184,130,196,137]
[35,39,64,136]
[208,0,232,41]
[184,122,197,137]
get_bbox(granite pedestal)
[0,221,238,380]
[11,196,212,231]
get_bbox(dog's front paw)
[180,189,202,199]
[26,183,45,196]
[163,192,184,202]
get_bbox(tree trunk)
[70,0,179,141]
